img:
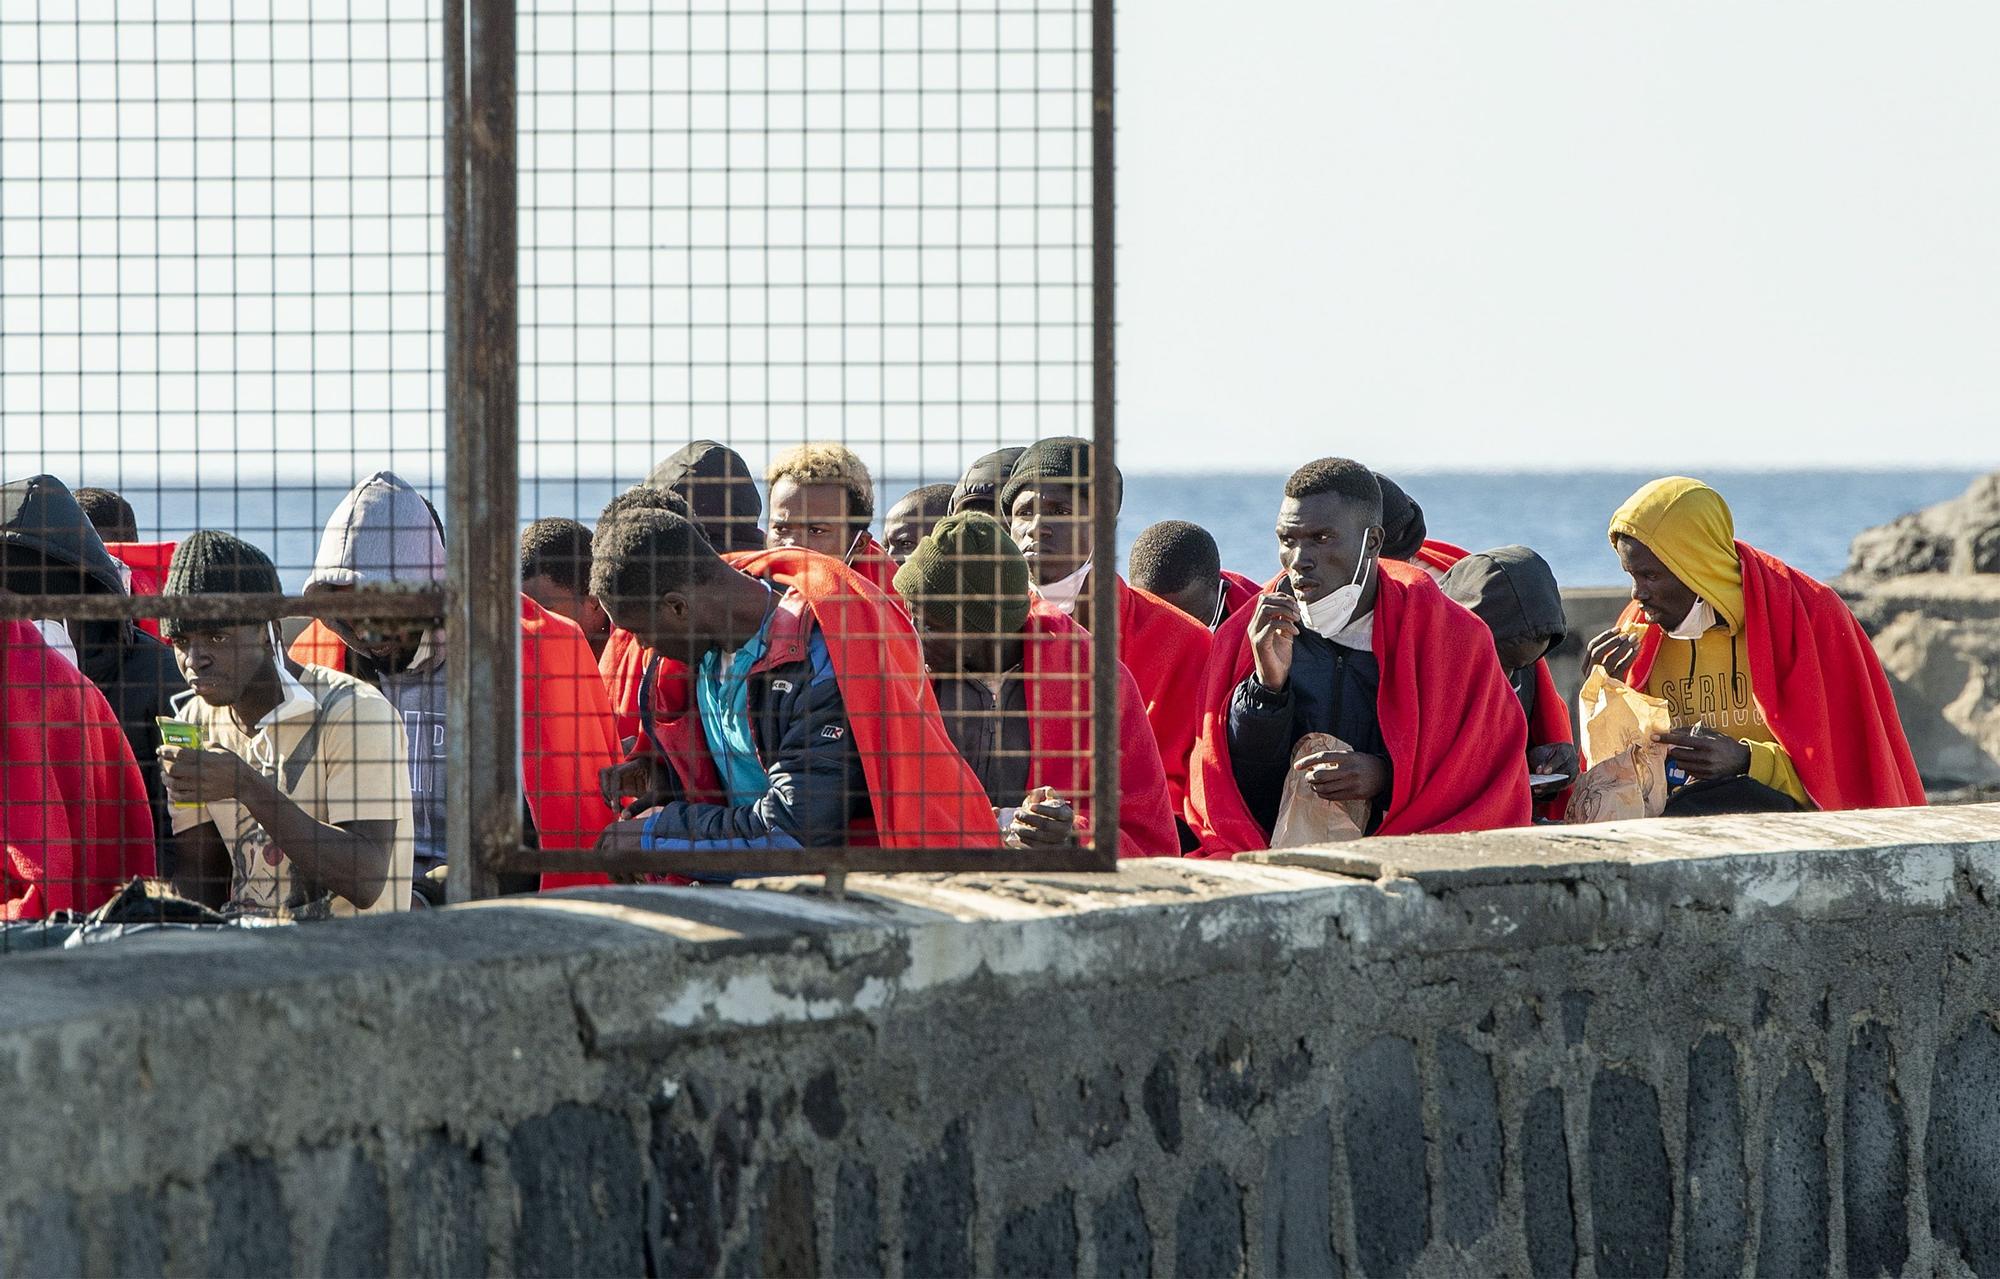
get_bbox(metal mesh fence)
[0,0,1118,938]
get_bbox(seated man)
[77,487,177,640]
[1,474,188,857]
[764,443,899,593]
[292,472,619,876]
[588,510,995,857]
[0,619,154,919]
[1129,520,1260,629]
[645,440,766,552]
[1000,437,1212,828]
[1439,546,1579,810]
[1585,476,1923,814]
[893,511,1180,857]
[949,447,1026,516]
[1187,459,1531,852]
[521,517,612,659]
[157,532,413,917]
[1374,472,1467,577]
[882,483,956,564]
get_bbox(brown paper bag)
[1566,667,1675,824]
[1271,733,1369,846]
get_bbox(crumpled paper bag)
[1566,667,1675,824]
[1271,733,1369,846]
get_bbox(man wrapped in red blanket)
[1187,459,1531,855]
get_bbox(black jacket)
[1,475,188,858]
[636,614,868,853]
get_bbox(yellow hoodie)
[1608,478,1807,806]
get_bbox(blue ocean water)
[114,468,1983,592]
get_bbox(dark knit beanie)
[996,436,1123,518]
[1375,473,1427,561]
[162,531,281,638]
[893,511,1032,639]
[949,446,1027,513]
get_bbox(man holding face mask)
[1186,458,1532,853]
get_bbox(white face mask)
[1301,541,1377,639]
[33,619,78,668]
[1034,559,1093,615]
[1667,597,1718,640]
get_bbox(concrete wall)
[2,806,1999,1276]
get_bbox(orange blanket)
[1619,541,1924,810]
[104,540,176,639]
[1187,561,1532,853]
[1019,606,1180,858]
[2,621,155,917]
[1116,576,1213,820]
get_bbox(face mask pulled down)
[1301,543,1377,639]
[1034,559,1092,616]
[1666,597,1718,641]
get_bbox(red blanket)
[847,534,903,601]
[1116,576,1213,819]
[1411,538,1470,575]
[2,621,155,918]
[292,596,621,856]
[715,548,998,846]
[105,540,176,639]
[1187,561,1532,854]
[1019,606,1180,857]
[1619,541,1924,810]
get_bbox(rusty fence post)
[1089,0,1120,870]
[444,0,520,903]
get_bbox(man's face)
[767,478,863,559]
[883,497,942,565]
[1614,536,1698,630]
[1276,493,1379,605]
[303,582,429,672]
[1494,634,1553,675]
[522,573,610,649]
[599,589,709,662]
[1008,483,1093,586]
[171,623,272,707]
[1153,578,1221,626]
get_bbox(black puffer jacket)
[0,475,187,858]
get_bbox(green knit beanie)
[893,511,1032,639]
[162,530,282,639]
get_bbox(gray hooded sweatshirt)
[305,473,449,870]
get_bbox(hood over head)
[644,440,764,552]
[1439,544,1566,658]
[1607,476,1743,632]
[305,472,446,589]
[950,447,1027,511]
[0,474,129,595]
[1374,473,1428,562]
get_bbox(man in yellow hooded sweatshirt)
[1584,477,1925,816]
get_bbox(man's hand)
[1527,742,1580,800]
[1249,592,1303,692]
[1654,725,1752,782]
[594,809,659,854]
[158,744,255,807]
[1584,628,1639,681]
[1293,750,1389,803]
[1005,789,1078,849]
[600,758,653,812]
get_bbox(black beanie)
[996,437,1122,518]
[893,511,1033,639]
[162,531,282,639]
[949,447,1027,513]
[1374,473,1428,561]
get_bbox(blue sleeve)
[1228,674,1293,834]
[636,633,863,864]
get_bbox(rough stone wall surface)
[0,807,1998,1276]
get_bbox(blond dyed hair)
[766,443,875,520]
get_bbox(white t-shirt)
[170,664,414,918]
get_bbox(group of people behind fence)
[0,438,1926,922]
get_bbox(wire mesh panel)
[0,0,1124,932]
[0,2,447,936]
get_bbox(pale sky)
[2,3,1994,485]
[1119,2,2000,472]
